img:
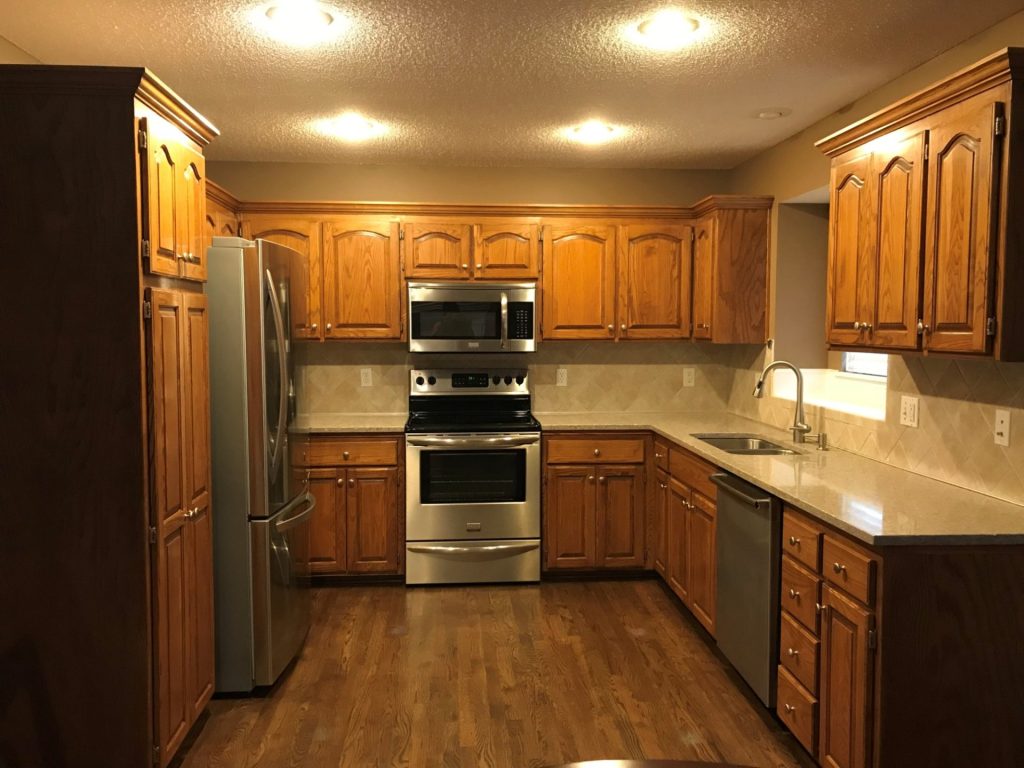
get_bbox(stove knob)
[515,375,525,385]
[503,375,513,385]
[415,376,425,386]
[427,376,437,386]
[492,376,501,385]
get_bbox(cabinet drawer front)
[781,555,822,634]
[653,440,670,471]
[546,436,645,464]
[668,447,716,498]
[777,667,818,756]
[780,611,820,695]
[822,535,876,607]
[303,438,400,467]
[783,507,823,573]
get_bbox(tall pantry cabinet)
[0,66,219,768]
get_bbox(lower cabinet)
[666,479,690,601]
[293,435,404,576]
[651,468,670,577]
[687,489,717,632]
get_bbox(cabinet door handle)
[788,588,800,599]
[476,263,483,269]
[853,321,862,330]
[342,451,350,460]
[598,476,605,483]
[588,475,595,482]
[325,323,333,332]
[337,478,344,487]
[593,448,600,457]
[620,324,627,331]
[461,263,469,269]
[833,562,847,574]
[349,479,355,487]
[659,483,667,489]
[787,647,799,658]
[655,452,663,459]
[607,324,614,332]
[310,323,318,332]
[788,536,800,546]
[784,703,796,714]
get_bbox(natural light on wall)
[770,352,888,421]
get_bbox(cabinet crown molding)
[816,47,1024,157]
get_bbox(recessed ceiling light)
[755,108,792,120]
[315,112,389,142]
[250,1,349,47]
[561,119,625,146]
[627,9,701,51]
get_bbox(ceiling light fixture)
[754,108,792,120]
[562,119,625,146]
[315,111,389,142]
[251,1,349,47]
[627,9,701,51]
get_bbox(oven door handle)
[406,435,540,449]
[407,542,540,556]
[500,291,508,350]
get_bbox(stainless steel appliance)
[206,236,315,693]
[405,369,541,583]
[711,472,782,707]
[407,282,536,353]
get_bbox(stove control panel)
[411,369,529,395]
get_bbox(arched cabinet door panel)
[541,222,617,340]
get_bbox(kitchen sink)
[691,433,798,455]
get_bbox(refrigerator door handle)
[275,492,316,533]
[265,268,288,479]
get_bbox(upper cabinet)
[403,219,540,280]
[403,220,473,279]
[542,221,618,339]
[618,224,693,339]
[818,49,1024,360]
[473,220,540,279]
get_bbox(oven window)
[420,450,526,504]
[411,301,501,340]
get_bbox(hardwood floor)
[175,581,808,768]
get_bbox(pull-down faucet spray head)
[752,377,766,398]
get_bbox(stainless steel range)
[405,368,541,584]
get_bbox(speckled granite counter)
[537,411,1024,547]
[292,413,408,434]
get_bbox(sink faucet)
[752,360,828,450]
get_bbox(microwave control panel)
[508,303,534,340]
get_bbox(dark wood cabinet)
[346,467,401,573]
[651,469,670,577]
[666,479,690,601]
[307,470,344,573]
[687,490,717,634]
[544,465,596,569]
[595,466,645,567]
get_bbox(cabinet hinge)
[152,744,161,765]
[867,628,877,651]
[141,239,151,261]
[995,114,1007,138]
[138,127,148,151]
[398,227,405,241]
[690,229,696,243]
[143,300,152,320]
[986,317,997,336]
[148,526,157,545]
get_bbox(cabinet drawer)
[781,555,821,634]
[653,440,670,471]
[668,447,716,498]
[822,534,876,607]
[546,436,645,464]
[780,611,820,695]
[301,437,400,467]
[776,666,818,756]
[783,507,823,573]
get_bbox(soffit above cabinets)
[2,0,1023,167]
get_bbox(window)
[842,352,888,378]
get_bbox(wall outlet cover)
[683,367,696,388]
[899,395,919,428]
[360,368,373,387]
[995,408,1011,447]
[556,368,568,387]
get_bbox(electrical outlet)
[556,368,568,387]
[360,368,373,387]
[995,408,1011,447]
[683,367,695,388]
[899,395,919,428]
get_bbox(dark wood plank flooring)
[175,581,808,768]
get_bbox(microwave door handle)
[500,292,508,350]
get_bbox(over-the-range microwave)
[407,282,536,353]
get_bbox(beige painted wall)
[0,34,39,64]
[207,161,730,206]
[773,203,830,369]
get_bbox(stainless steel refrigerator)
[206,236,314,693]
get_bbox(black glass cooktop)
[405,395,541,434]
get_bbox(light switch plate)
[360,368,373,387]
[899,395,919,428]
[683,367,696,388]
[995,408,1011,447]
[556,368,568,387]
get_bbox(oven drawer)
[406,502,540,541]
[406,539,540,584]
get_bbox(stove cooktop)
[405,368,540,435]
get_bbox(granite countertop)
[537,411,1024,547]
[292,413,408,434]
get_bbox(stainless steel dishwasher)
[711,472,781,707]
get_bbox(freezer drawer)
[406,539,540,585]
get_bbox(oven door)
[406,433,541,540]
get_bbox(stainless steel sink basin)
[692,433,798,455]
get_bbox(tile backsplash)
[729,347,1024,506]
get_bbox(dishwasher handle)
[710,473,769,507]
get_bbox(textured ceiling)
[2,1,1023,167]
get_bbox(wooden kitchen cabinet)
[666,479,690,601]
[595,466,645,568]
[618,223,693,339]
[544,465,596,569]
[687,489,717,633]
[322,217,403,340]
[541,221,618,339]
[473,220,540,279]
[204,185,239,254]
[346,467,401,573]
[307,469,343,573]
[692,218,714,340]
[241,214,322,340]
[825,151,873,347]
[403,220,473,279]
[651,468,670,576]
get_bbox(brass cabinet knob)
[853,321,862,330]
[337,478,344,487]
[476,263,483,269]
[343,451,350,460]
[607,324,614,332]
[598,476,605,483]
[325,323,333,331]
[788,588,800,599]
[588,475,595,482]
[655,452,663,459]
[816,602,824,614]
[593,448,600,456]
[696,322,710,329]
[787,647,799,658]
[784,704,796,714]
[310,323,318,332]
[833,562,847,574]
[660,483,667,489]
[620,324,626,331]
[788,536,800,546]
[349,478,355,487]
[461,263,469,269]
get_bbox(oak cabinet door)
[687,490,716,635]
[666,480,690,601]
[826,152,873,346]
[242,216,322,340]
[346,467,401,573]
[595,466,645,568]
[307,469,345,573]
[403,221,473,279]
[178,148,206,281]
[143,125,182,278]
[322,218,402,339]
[542,222,617,340]
[922,98,1003,354]
[619,224,693,339]
[544,465,595,569]
[869,131,927,349]
[651,469,669,577]
[692,217,715,340]
[820,586,875,768]
[473,221,539,279]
